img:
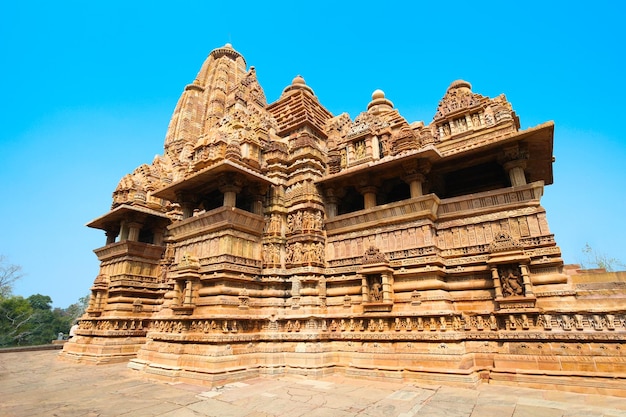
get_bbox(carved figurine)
[500,267,523,297]
[370,282,382,302]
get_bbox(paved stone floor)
[2,351,626,417]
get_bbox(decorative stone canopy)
[151,159,275,202]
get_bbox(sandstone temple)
[61,44,626,395]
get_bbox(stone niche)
[361,247,394,312]
[488,232,536,311]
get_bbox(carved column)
[220,184,241,208]
[371,136,381,160]
[360,274,368,302]
[174,191,196,219]
[491,266,503,298]
[325,189,339,218]
[519,263,534,296]
[499,144,528,187]
[183,280,194,305]
[127,222,142,242]
[252,197,263,215]
[405,173,426,198]
[119,221,129,241]
[249,184,266,216]
[173,280,184,305]
[382,271,393,303]
[153,229,164,246]
[105,230,118,245]
[360,186,377,209]
[402,160,430,197]
[503,159,527,187]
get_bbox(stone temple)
[61,44,626,394]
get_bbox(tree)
[0,296,34,346]
[581,243,625,272]
[0,256,89,346]
[64,294,90,323]
[25,294,66,345]
[0,255,23,297]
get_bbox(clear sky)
[1,1,624,308]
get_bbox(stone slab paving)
[2,351,626,417]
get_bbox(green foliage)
[0,296,34,346]
[0,256,89,347]
[27,294,52,310]
[0,293,89,347]
[581,243,625,272]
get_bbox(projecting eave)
[86,204,170,230]
[440,121,555,186]
[152,159,277,202]
[316,145,443,187]
[510,121,554,185]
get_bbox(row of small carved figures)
[80,313,626,334]
[264,211,325,235]
[78,320,145,331]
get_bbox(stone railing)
[325,195,440,235]
[168,206,264,241]
[95,241,165,262]
[437,181,544,218]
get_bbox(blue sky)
[1,1,624,308]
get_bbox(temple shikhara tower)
[61,44,626,394]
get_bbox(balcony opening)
[199,189,224,212]
[378,178,411,205]
[138,228,154,244]
[337,186,364,215]
[442,161,508,198]
[236,191,255,213]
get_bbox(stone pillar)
[503,159,527,187]
[361,186,377,209]
[119,221,129,241]
[181,202,194,219]
[220,185,241,208]
[371,136,380,160]
[347,143,355,163]
[127,222,142,242]
[153,229,164,246]
[519,263,534,296]
[381,271,393,303]
[405,173,426,198]
[360,274,368,302]
[184,280,194,305]
[174,281,184,305]
[175,191,196,219]
[252,199,263,215]
[325,189,339,218]
[491,267,503,298]
[105,230,118,245]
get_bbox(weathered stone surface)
[8,351,626,417]
[60,44,626,395]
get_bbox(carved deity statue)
[499,266,523,297]
[370,281,382,302]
